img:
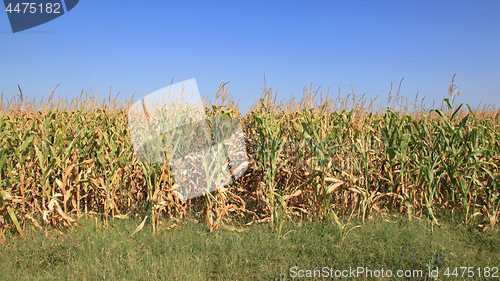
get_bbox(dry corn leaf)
[113,213,130,220]
[283,190,302,201]
[490,214,497,230]
[325,181,344,194]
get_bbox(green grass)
[1,215,499,280]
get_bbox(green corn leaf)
[6,205,24,237]
[0,148,8,175]
[19,135,35,152]
[444,98,452,110]
[451,103,464,121]
[468,148,488,159]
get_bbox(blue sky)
[1,0,499,114]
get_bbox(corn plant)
[0,75,499,237]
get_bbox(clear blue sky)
[1,0,499,114]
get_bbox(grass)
[1,215,499,280]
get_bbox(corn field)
[1,77,499,242]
